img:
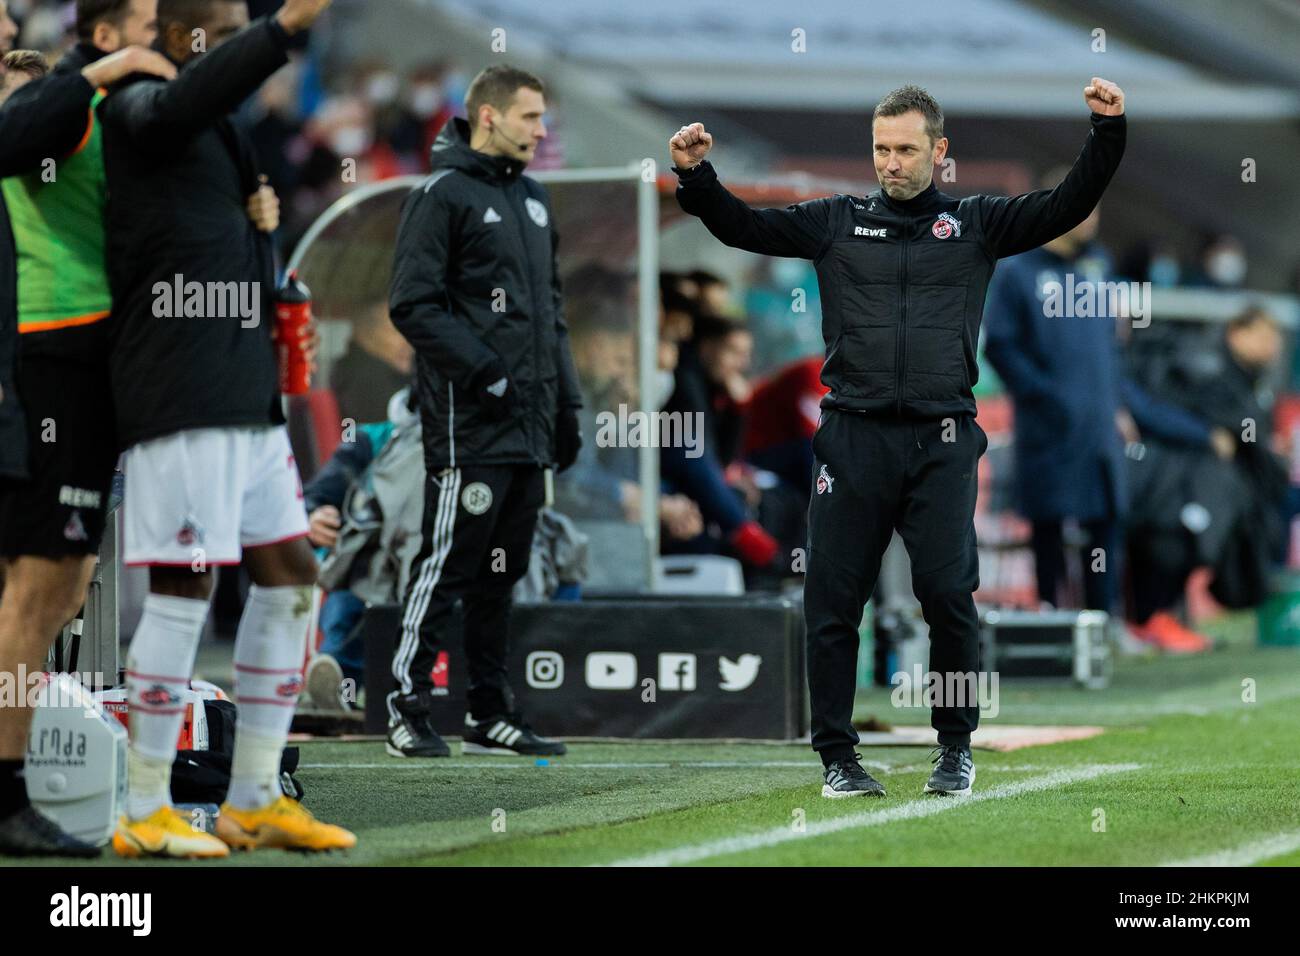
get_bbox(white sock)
[227,585,312,810]
[125,593,208,821]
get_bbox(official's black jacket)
[98,16,291,450]
[0,43,108,478]
[676,113,1126,419]
[389,117,583,471]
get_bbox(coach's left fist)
[555,407,582,472]
[1084,77,1124,116]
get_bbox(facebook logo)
[658,653,697,691]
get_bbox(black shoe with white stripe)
[822,753,886,798]
[462,713,567,757]
[386,713,451,758]
[925,744,975,796]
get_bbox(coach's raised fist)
[1084,77,1124,116]
[670,123,713,170]
[276,0,332,35]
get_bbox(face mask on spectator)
[330,125,373,157]
[1207,250,1247,286]
[366,72,400,106]
[409,83,443,118]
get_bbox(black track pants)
[804,410,988,764]
[387,464,544,723]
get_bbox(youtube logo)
[584,652,638,690]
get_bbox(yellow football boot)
[112,807,230,859]
[216,796,356,852]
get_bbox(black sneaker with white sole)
[462,713,567,756]
[925,744,975,796]
[386,713,451,758]
[0,805,101,858]
[822,753,886,798]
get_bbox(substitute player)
[671,79,1125,798]
[386,65,582,758]
[0,0,177,857]
[99,0,352,857]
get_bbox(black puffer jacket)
[675,113,1126,419]
[389,117,582,471]
[99,16,291,450]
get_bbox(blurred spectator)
[332,300,414,425]
[302,388,414,709]
[742,355,827,496]
[687,268,738,318]
[388,61,455,163]
[662,313,782,575]
[1116,238,1183,288]
[984,187,1226,652]
[660,271,697,344]
[557,288,703,543]
[1128,305,1289,623]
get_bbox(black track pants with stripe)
[387,464,545,722]
[805,411,989,764]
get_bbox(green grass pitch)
[15,611,1300,867]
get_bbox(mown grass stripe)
[603,763,1143,867]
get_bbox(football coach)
[670,78,1125,798]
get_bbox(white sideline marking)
[602,762,1143,867]
[299,760,870,771]
[1161,830,1300,867]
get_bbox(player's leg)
[805,411,901,797]
[113,429,235,858]
[0,352,116,856]
[213,426,353,851]
[896,416,987,796]
[460,466,565,757]
[385,466,497,757]
[0,556,99,856]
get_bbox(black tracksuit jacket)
[675,113,1126,419]
[98,16,292,451]
[389,117,583,473]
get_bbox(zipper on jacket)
[895,225,910,416]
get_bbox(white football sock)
[227,585,312,810]
[125,593,208,821]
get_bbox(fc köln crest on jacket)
[816,464,835,495]
[931,212,962,239]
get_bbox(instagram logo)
[525,651,564,689]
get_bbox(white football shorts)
[122,425,310,567]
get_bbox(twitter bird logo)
[719,654,762,691]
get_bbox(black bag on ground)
[170,698,304,803]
